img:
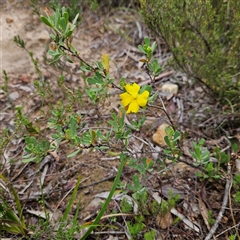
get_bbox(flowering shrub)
[9,6,163,239]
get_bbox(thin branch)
[216,222,240,238]
[59,45,122,90]
[204,163,232,240]
[185,21,211,53]
[148,98,175,130]
[139,70,174,86]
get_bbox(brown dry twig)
[139,70,174,86]
[228,172,240,239]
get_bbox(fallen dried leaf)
[6,18,13,23]
[151,192,200,233]
[156,210,173,229]
[19,74,30,84]
[168,97,176,113]
[172,161,194,173]
[198,197,210,230]
[48,150,59,161]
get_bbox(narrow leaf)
[67,149,80,158]
[60,17,67,31]
[40,16,52,27]
[62,176,81,221]
[72,13,79,25]
[22,156,37,163]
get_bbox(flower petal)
[120,92,133,107]
[127,100,139,113]
[125,83,140,98]
[137,90,149,107]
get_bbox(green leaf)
[87,77,99,84]
[120,77,126,88]
[61,176,81,221]
[0,220,24,234]
[70,45,77,54]
[48,50,61,57]
[173,131,181,141]
[140,84,152,95]
[231,141,239,153]
[151,41,157,52]
[144,37,150,46]
[63,10,69,23]
[22,153,33,159]
[199,138,205,146]
[87,72,103,85]
[132,174,141,190]
[49,33,56,40]
[67,149,81,158]
[0,176,27,235]
[54,9,61,28]
[81,65,92,72]
[95,71,104,83]
[60,17,67,31]
[69,117,77,136]
[95,146,109,150]
[96,61,104,71]
[81,132,92,145]
[40,16,52,27]
[138,45,146,54]
[148,91,158,103]
[72,13,79,26]
[22,156,37,163]
[65,30,73,38]
[66,55,73,63]
[49,54,63,64]
[164,136,171,147]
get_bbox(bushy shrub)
[96,0,139,8]
[140,0,240,106]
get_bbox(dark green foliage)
[140,0,240,106]
[96,0,139,8]
[49,0,81,23]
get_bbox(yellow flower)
[120,83,149,113]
